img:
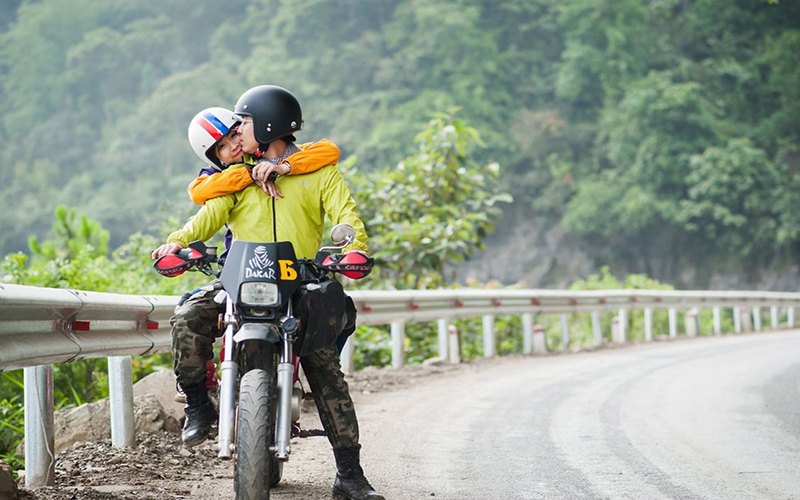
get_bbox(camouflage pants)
[301,346,359,449]
[170,280,359,449]
[170,281,224,387]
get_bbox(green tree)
[345,112,512,289]
[28,205,109,262]
[677,139,781,261]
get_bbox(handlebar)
[154,241,372,280]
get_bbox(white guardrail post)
[788,307,795,328]
[391,321,405,368]
[108,356,135,448]
[644,308,653,342]
[23,364,55,488]
[668,308,678,338]
[753,307,762,332]
[437,318,449,360]
[770,306,778,329]
[482,314,495,358]
[532,324,547,354]
[447,324,461,364]
[733,306,742,333]
[741,307,753,332]
[685,308,699,337]
[560,314,570,351]
[713,307,722,335]
[591,311,603,346]
[522,313,533,355]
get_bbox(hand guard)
[153,247,203,278]
[321,251,373,279]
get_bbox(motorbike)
[153,224,373,500]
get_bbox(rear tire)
[235,368,275,500]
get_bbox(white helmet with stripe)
[188,107,241,168]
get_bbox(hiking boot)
[332,445,385,500]
[181,383,217,447]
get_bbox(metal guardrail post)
[482,314,495,358]
[644,308,653,341]
[560,314,570,351]
[437,319,449,360]
[618,309,627,343]
[340,335,355,375]
[447,324,461,364]
[741,307,753,332]
[390,321,405,368]
[789,307,795,328]
[753,307,762,332]
[770,306,778,329]
[668,308,678,338]
[685,308,699,337]
[713,307,722,335]
[23,365,55,488]
[108,356,135,448]
[591,311,602,346]
[733,306,742,333]
[522,313,533,355]
[532,324,547,354]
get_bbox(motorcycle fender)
[232,322,281,343]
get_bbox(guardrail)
[3,283,800,487]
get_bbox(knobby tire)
[235,368,276,500]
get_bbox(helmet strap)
[254,141,273,158]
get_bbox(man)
[152,85,384,500]
[174,107,341,403]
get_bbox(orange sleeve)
[187,167,253,205]
[285,139,340,175]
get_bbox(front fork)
[273,333,294,460]
[273,302,297,460]
[217,296,238,459]
[217,296,298,461]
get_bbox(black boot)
[181,382,217,447]
[332,445,385,500]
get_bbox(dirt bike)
[153,224,372,500]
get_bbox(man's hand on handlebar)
[151,242,184,260]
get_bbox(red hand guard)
[321,251,373,279]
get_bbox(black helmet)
[234,85,303,149]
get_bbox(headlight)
[240,282,279,306]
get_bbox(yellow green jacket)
[168,164,368,258]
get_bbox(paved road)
[348,330,800,500]
[72,330,800,500]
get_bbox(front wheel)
[235,368,277,500]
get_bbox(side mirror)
[330,223,355,247]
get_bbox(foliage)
[28,205,109,262]
[0,372,24,471]
[344,112,512,289]
[0,0,797,284]
[677,139,782,260]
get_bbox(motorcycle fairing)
[221,241,301,304]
